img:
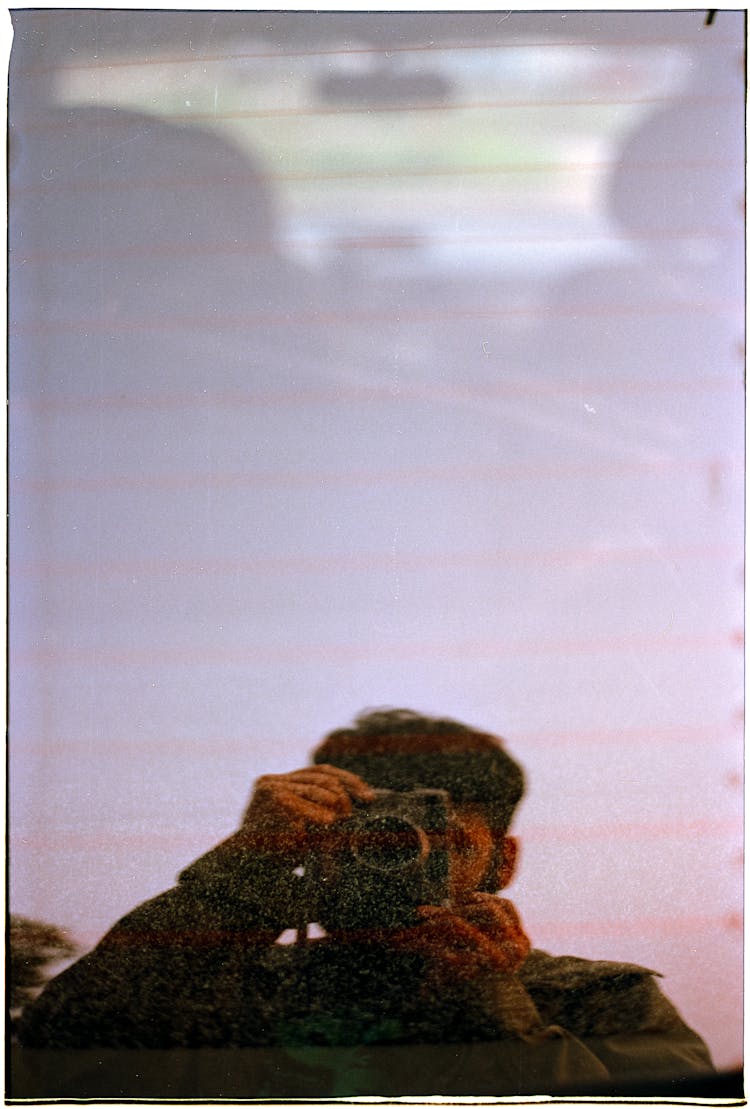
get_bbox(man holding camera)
[17,709,714,1096]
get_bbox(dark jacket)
[15,844,714,1098]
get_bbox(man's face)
[448,805,496,901]
[446,804,518,902]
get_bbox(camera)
[304,789,451,930]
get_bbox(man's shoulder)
[521,948,660,989]
[520,948,676,1038]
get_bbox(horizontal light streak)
[13,157,739,196]
[529,910,742,942]
[12,227,739,268]
[12,630,739,669]
[522,815,742,845]
[9,816,741,850]
[11,297,741,337]
[61,909,744,956]
[20,33,739,73]
[10,455,741,496]
[12,721,741,757]
[12,543,739,581]
[16,91,736,130]
[11,376,741,415]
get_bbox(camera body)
[305,788,451,930]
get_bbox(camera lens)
[350,815,428,871]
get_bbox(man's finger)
[280,782,355,817]
[309,764,376,801]
[265,793,343,826]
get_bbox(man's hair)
[313,708,525,833]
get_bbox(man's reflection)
[18,709,714,1095]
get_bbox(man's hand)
[240,764,375,858]
[450,893,531,972]
[384,896,539,1036]
[385,895,530,981]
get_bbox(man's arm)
[519,950,715,1089]
[19,765,375,1048]
[179,763,375,930]
[571,982,715,1088]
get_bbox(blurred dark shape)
[11,106,279,255]
[607,100,742,242]
[316,67,453,106]
[9,102,334,398]
[9,916,78,1026]
[9,106,309,318]
[533,95,744,377]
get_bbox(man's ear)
[497,835,518,889]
